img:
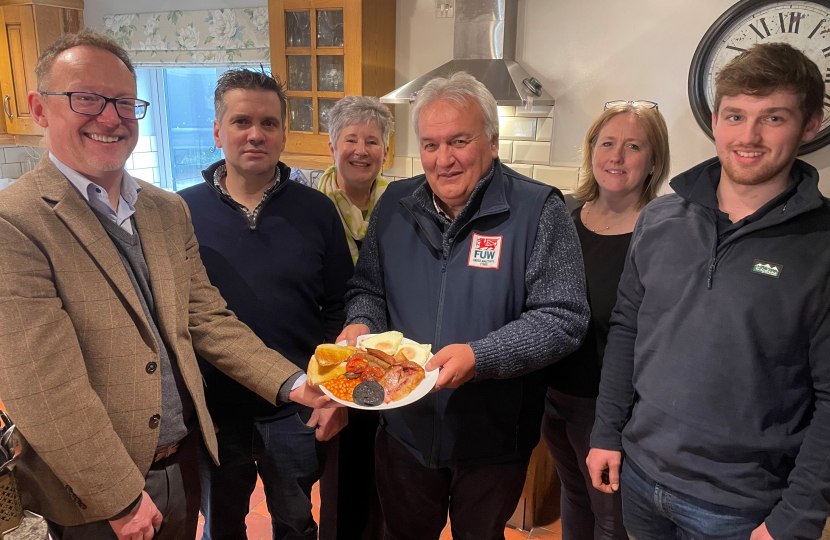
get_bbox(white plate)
[320,335,438,410]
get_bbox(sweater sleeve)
[764,294,830,540]
[590,212,645,451]
[181,198,301,404]
[344,194,389,333]
[469,194,589,380]
[320,206,354,342]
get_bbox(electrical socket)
[437,0,454,18]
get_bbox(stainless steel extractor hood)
[381,0,554,107]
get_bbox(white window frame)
[136,64,264,191]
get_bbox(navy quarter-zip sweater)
[179,160,353,420]
[591,158,830,540]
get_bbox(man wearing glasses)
[0,30,336,540]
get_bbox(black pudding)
[353,381,384,407]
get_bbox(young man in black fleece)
[178,69,352,540]
[588,42,830,540]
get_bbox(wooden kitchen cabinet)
[0,0,83,137]
[268,0,395,156]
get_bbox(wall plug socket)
[437,0,454,18]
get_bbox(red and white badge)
[468,233,502,269]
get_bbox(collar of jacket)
[200,159,291,200]
[669,156,825,226]
[401,159,508,223]
[399,159,508,252]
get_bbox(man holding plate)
[339,72,589,540]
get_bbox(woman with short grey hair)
[318,95,394,264]
[318,95,393,540]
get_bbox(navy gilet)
[374,164,558,467]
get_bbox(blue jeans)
[198,409,326,540]
[620,460,767,540]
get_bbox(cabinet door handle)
[3,95,11,121]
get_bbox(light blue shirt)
[50,153,141,235]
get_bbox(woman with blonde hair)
[543,100,670,539]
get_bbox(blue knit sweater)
[179,160,353,420]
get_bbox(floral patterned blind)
[103,8,270,66]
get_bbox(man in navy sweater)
[588,43,830,540]
[179,69,352,540]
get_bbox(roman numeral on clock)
[809,19,826,38]
[825,68,830,83]
[780,12,805,33]
[749,19,770,39]
[789,12,804,33]
[726,45,746,52]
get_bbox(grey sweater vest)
[93,210,193,449]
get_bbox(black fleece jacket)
[591,158,830,540]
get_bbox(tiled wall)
[0,146,47,181]
[0,137,161,189]
[125,135,161,186]
[381,105,580,194]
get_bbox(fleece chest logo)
[752,259,783,279]
[468,233,502,269]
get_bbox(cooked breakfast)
[306,336,431,406]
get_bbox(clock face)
[689,0,830,154]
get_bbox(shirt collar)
[212,162,281,196]
[49,152,142,211]
[432,192,451,220]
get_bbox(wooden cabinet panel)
[0,1,83,136]
[0,5,38,133]
[269,0,395,157]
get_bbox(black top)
[179,161,353,421]
[548,204,632,398]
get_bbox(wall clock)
[689,0,830,154]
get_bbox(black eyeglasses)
[604,100,658,110]
[39,91,150,120]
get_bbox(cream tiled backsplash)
[380,104,578,192]
[298,104,579,195]
[0,146,46,182]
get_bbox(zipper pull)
[707,261,716,290]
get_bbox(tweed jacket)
[0,156,301,525]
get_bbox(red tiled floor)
[504,526,530,540]
[196,479,563,540]
[528,525,562,539]
[311,484,321,507]
[244,511,272,540]
[249,482,266,511]
[251,498,269,516]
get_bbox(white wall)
[85,0,830,192]
[393,0,830,194]
[84,0,266,32]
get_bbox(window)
[129,65,270,192]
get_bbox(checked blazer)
[0,155,300,525]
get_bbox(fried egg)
[360,331,403,355]
[396,343,431,367]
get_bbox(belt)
[153,441,180,462]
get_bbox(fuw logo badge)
[468,233,502,269]
[752,259,783,279]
